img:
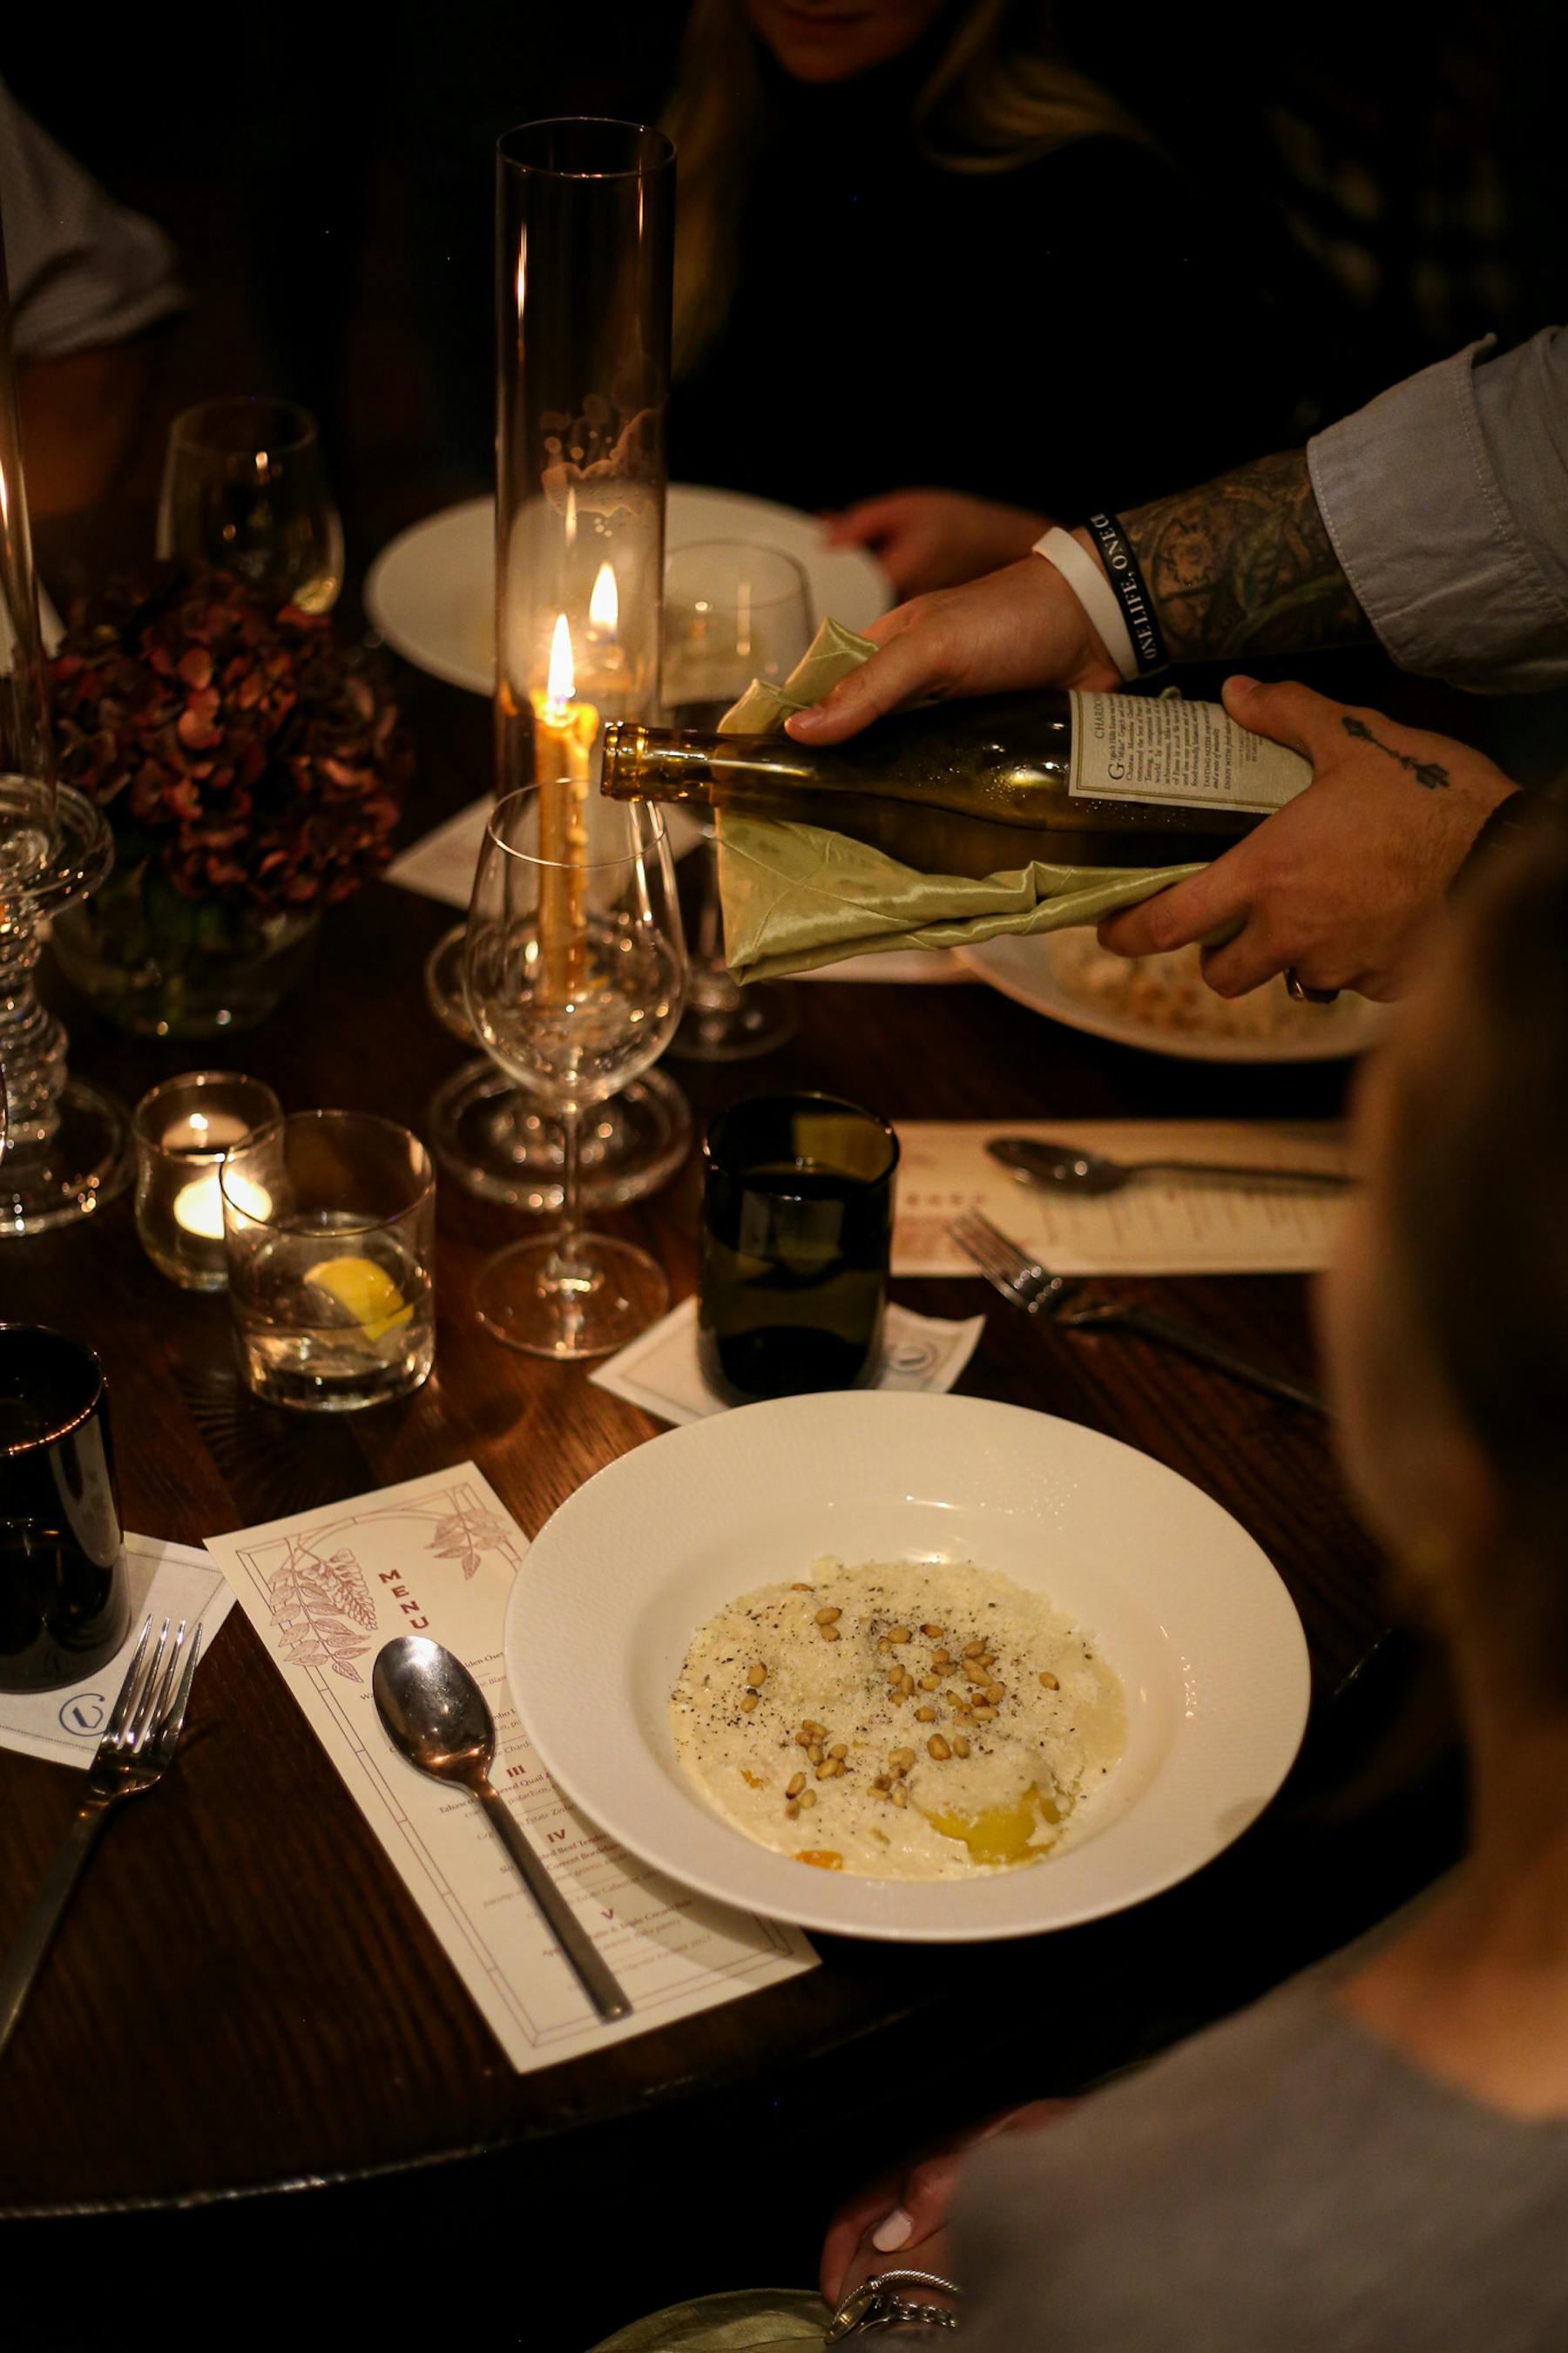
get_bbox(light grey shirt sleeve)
[1308,328,1568,693]
[0,78,186,362]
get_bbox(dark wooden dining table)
[0,659,1457,2343]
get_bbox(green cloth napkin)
[715,620,1200,985]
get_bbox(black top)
[668,43,1303,521]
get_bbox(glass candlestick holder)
[132,1071,282,1289]
[429,116,686,1216]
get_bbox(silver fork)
[950,1207,1329,1418]
[0,1614,203,2060]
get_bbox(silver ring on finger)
[1285,967,1340,1005]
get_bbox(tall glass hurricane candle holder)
[429,118,683,1215]
[0,187,129,1235]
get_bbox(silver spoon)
[372,1635,631,2024]
[987,1136,1353,1198]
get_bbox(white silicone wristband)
[1032,526,1138,683]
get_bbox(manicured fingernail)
[872,2208,913,2252]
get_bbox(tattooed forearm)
[1125,449,1372,664]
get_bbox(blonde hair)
[663,0,1150,375]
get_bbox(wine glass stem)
[550,1104,585,1276]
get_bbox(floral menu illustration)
[205,1465,814,2071]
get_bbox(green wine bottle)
[600,692,1308,879]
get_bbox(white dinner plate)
[364,485,891,696]
[505,1392,1309,1944]
[956,930,1389,1064]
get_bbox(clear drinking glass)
[462,787,686,1357]
[662,542,814,1062]
[221,1112,436,1410]
[157,398,344,612]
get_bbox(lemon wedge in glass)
[306,1256,414,1343]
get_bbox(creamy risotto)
[1051,930,1364,1044]
[671,1557,1125,1880]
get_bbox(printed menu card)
[206,1465,815,2072]
[893,1119,1353,1277]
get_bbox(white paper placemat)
[591,1295,986,1427]
[894,1119,1352,1276]
[205,1465,814,2072]
[0,1534,233,1767]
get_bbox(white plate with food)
[364,484,891,697]
[504,1391,1308,1943]
[956,928,1389,1063]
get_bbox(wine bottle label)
[1068,693,1312,815]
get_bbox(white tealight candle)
[132,1072,282,1292]
[172,1167,272,1241]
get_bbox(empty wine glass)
[662,541,813,1060]
[463,788,686,1357]
[157,398,343,612]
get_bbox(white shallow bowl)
[956,930,1389,1064]
[365,483,891,696]
[506,1392,1309,1944]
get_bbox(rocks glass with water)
[220,1112,436,1410]
[461,788,685,1357]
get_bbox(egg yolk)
[923,1784,1062,1868]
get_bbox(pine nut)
[828,1741,848,1761]
[872,1775,890,1792]
[803,1721,828,1738]
[921,1624,944,1640]
[927,1734,951,1761]
[917,1674,940,1693]
[740,1692,759,1713]
[986,1684,1005,1705]
[1039,1671,1059,1690]
[820,1624,841,1641]
[747,1662,767,1687]
[799,1788,816,1809]
[973,1705,997,1722]
[915,1705,936,1723]
[890,1782,909,1808]
[889,1748,916,1772]
[815,1760,835,1780]
[808,1744,824,1765]
[952,1734,971,1758]
[790,1582,812,1592]
[787,1772,806,1796]
[887,1626,912,1645]
[814,1606,841,1626]
[795,1733,813,1750]
[785,1801,800,1819]
[963,1640,985,1658]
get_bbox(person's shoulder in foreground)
[954,1962,1568,2351]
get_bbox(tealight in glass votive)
[132,1072,282,1290]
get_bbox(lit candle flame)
[588,561,618,635]
[515,230,527,316]
[545,612,576,713]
